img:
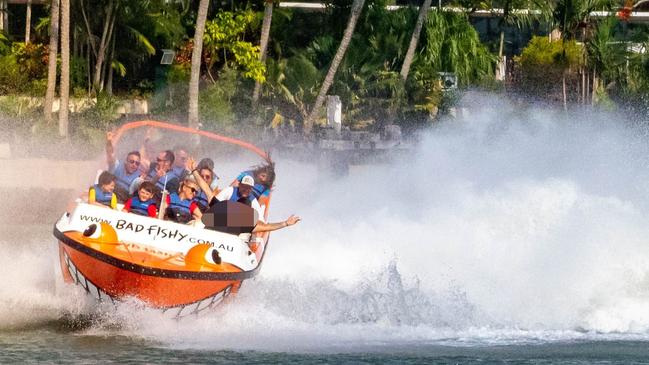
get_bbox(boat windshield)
[201,200,258,234]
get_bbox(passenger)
[172,146,190,180]
[231,162,275,199]
[213,174,300,233]
[105,132,143,203]
[146,150,179,196]
[197,158,219,190]
[122,181,158,217]
[162,178,201,224]
[193,166,218,212]
[88,171,118,209]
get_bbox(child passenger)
[88,171,118,209]
[123,181,158,217]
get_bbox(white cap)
[240,175,254,187]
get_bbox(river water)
[3,100,649,363]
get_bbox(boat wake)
[3,96,649,351]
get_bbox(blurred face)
[257,172,268,184]
[175,149,188,168]
[125,154,141,174]
[156,152,171,171]
[102,181,115,193]
[181,183,198,199]
[239,184,252,197]
[200,168,213,184]
[138,188,153,201]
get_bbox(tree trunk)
[44,0,60,123]
[400,0,432,81]
[304,0,365,133]
[562,73,567,111]
[581,68,588,105]
[59,0,70,137]
[188,0,210,129]
[252,0,274,104]
[86,39,92,95]
[498,30,505,59]
[92,0,115,91]
[592,68,598,105]
[106,32,116,95]
[586,68,590,103]
[25,0,32,43]
[73,27,77,58]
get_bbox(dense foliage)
[2,0,649,148]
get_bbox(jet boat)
[53,120,272,318]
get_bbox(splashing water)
[3,97,649,352]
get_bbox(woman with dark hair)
[88,171,117,209]
[231,161,275,199]
[193,166,219,212]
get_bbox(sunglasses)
[201,174,212,180]
[186,186,198,193]
[127,159,140,165]
[156,158,168,163]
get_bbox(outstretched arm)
[106,132,116,171]
[252,215,301,233]
[138,127,155,172]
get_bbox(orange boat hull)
[55,228,253,318]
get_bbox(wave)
[3,96,649,350]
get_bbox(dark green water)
[3,327,649,364]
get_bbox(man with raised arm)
[105,132,144,203]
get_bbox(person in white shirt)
[190,163,300,233]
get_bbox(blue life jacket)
[237,171,268,199]
[194,190,209,211]
[172,166,187,180]
[113,163,140,193]
[91,184,114,207]
[167,192,193,223]
[148,168,178,192]
[130,196,155,216]
[229,187,254,206]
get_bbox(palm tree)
[59,0,70,137]
[493,0,551,59]
[188,0,210,130]
[252,0,275,104]
[25,0,32,43]
[44,0,60,123]
[551,0,615,109]
[304,0,365,133]
[400,0,432,81]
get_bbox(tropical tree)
[80,0,116,90]
[416,10,496,87]
[552,0,615,42]
[400,0,432,81]
[304,0,365,132]
[252,0,275,104]
[188,0,210,130]
[44,0,60,123]
[490,0,551,59]
[551,0,616,108]
[59,0,70,137]
[586,19,623,83]
[201,10,265,82]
